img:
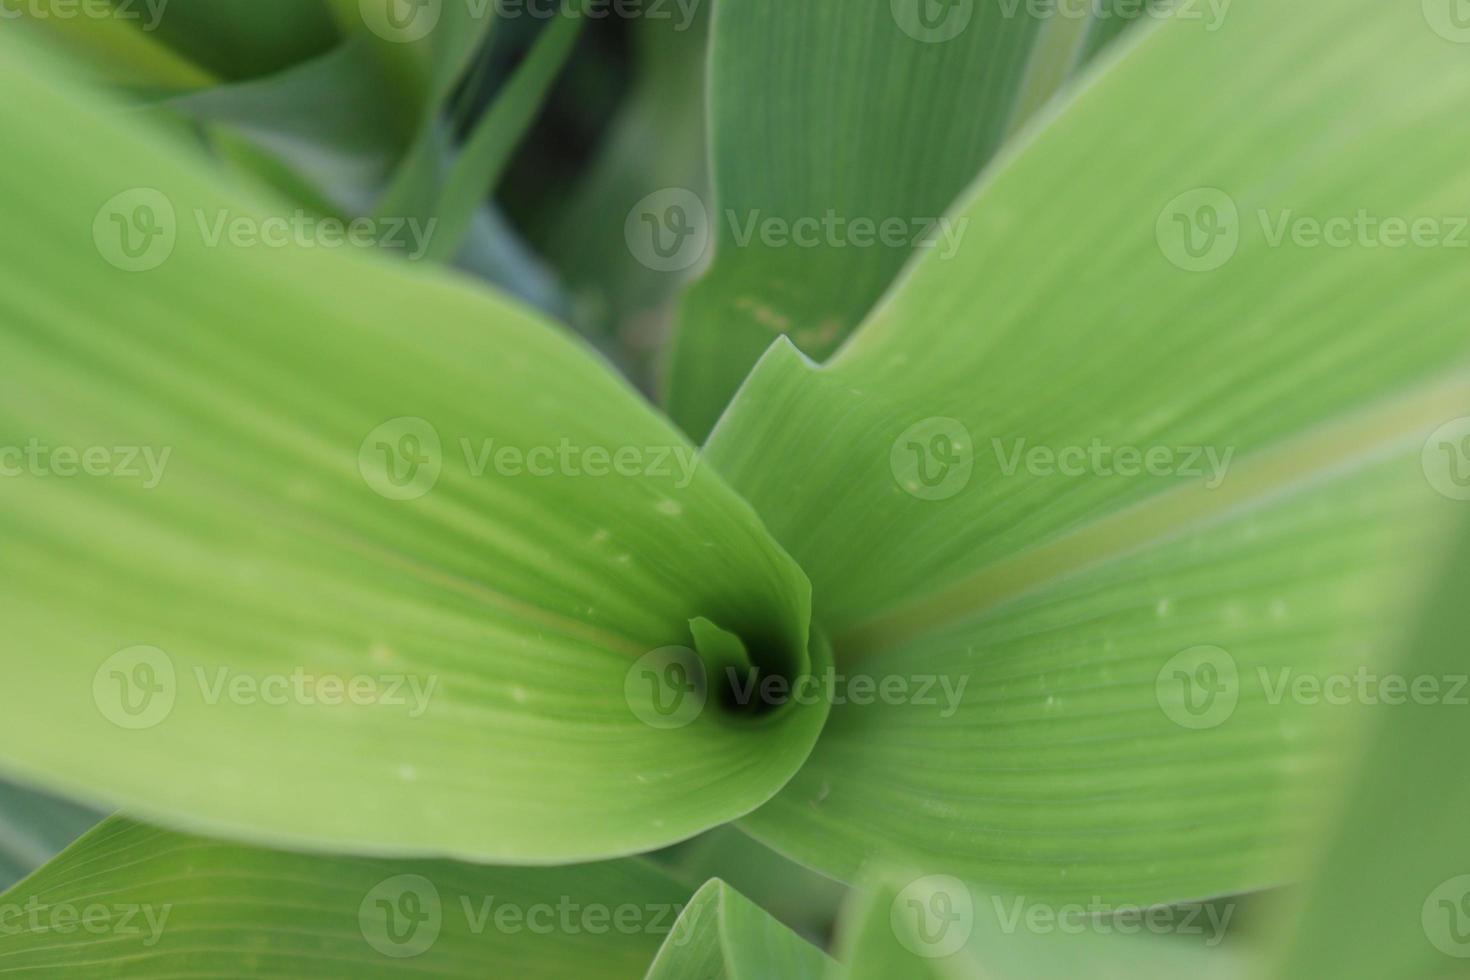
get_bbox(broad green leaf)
[0,781,100,892]
[835,869,1249,980]
[0,34,826,864]
[663,0,1129,441]
[645,879,835,980]
[0,817,690,977]
[1271,521,1470,979]
[703,0,1470,901]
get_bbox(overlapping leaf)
[702,0,1470,901]
[0,33,827,864]
[664,0,1141,440]
[644,879,835,980]
[1271,520,1470,978]
[0,818,690,977]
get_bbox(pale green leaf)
[0,33,826,864]
[663,0,1125,440]
[701,0,1470,901]
[1270,520,1470,979]
[0,817,690,977]
[834,869,1249,980]
[645,878,835,980]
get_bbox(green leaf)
[1270,520,1470,979]
[4,0,213,91]
[702,0,1470,902]
[0,817,691,977]
[662,0,1120,441]
[654,825,848,945]
[0,780,100,892]
[533,9,711,365]
[422,11,585,263]
[0,33,827,864]
[645,879,835,980]
[165,38,406,214]
[145,0,341,81]
[834,869,1249,980]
